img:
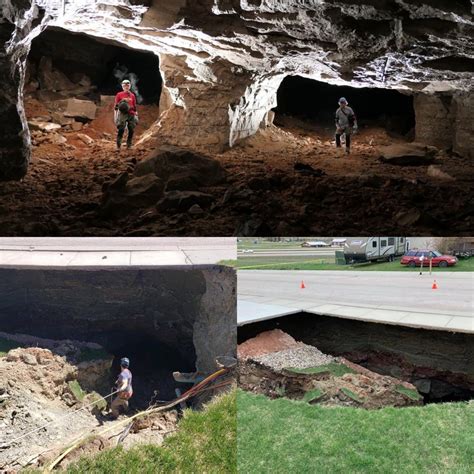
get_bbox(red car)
[400,250,458,268]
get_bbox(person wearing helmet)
[110,357,133,419]
[114,79,138,150]
[335,97,357,155]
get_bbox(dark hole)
[109,336,196,410]
[275,75,415,136]
[29,26,162,104]
[238,312,474,404]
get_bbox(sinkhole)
[275,75,415,138]
[0,265,236,409]
[238,312,474,403]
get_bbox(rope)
[4,389,121,446]
[45,368,230,471]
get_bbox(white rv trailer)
[344,237,408,263]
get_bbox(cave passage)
[238,313,474,404]
[28,26,162,104]
[275,75,415,137]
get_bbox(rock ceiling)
[1,0,473,179]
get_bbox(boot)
[116,139,122,150]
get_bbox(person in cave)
[114,79,139,150]
[335,97,357,155]
[110,357,133,419]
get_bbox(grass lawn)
[0,337,21,357]
[67,389,236,473]
[238,390,474,473]
[235,257,474,272]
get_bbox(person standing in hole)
[114,79,138,150]
[335,97,357,155]
[110,357,133,419]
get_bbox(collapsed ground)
[0,333,231,471]
[238,327,474,405]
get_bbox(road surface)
[238,270,473,333]
[0,237,235,266]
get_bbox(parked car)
[400,250,458,268]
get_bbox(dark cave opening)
[108,335,196,410]
[275,75,415,137]
[238,313,474,404]
[28,26,162,105]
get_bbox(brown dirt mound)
[237,329,302,360]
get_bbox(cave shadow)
[274,75,415,140]
[27,26,162,105]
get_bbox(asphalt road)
[238,270,473,332]
[238,248,337,258]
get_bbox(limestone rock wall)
[414,89,474,156]
[414,93,455,149]
[0,265,236,373]
[453,91,474,158]
[1,0,473,178]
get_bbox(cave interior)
[27,27,162,104]
[275,75,416,138]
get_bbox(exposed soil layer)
[238,313,474,402]
[238,330,422,409]
[0,101,472,235]
[0,339,181,471]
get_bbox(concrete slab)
[0,238,236,267]
[238,300,299,325]
[65,252,130,266]
[130,251,188,266]
[445,317,474,332]
[398,313,455,329]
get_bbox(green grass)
[68,380,86,402]
[236,257,474,271]
[0,337,21,357]
[302,389,324,403]
[395,385,423,401]
[76,347,111,363]
[238,390,474,473]
[67,389,236,473]
[285,363,356,377]
[340,387,364,403]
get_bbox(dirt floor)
[1,102,472,236]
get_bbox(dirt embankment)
[238,330,423,409]
[0,337,178,471]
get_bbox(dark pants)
[335,132,351,150]
[117,115,137,147]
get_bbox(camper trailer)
[344,237,408,264]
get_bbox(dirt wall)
[0,265,236,373]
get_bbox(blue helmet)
[338,97,348,105]
[120,357,130,368]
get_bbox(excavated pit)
[238,313,474,403]
[275,76,415,137]
[0,265,236,386]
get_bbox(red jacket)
[114,91,137,115]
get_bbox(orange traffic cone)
[432,280,438,290]
[300,280,306,289]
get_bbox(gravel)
[254,345,336,371]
